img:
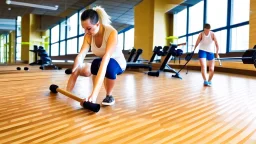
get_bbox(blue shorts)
[198,50,214,61]
[91,58,124,80]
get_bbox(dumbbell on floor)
[65,68,72,74]
[16,67,29,71]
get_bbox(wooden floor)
[1,65,256,143]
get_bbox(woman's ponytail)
[93,6,111,25]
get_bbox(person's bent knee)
[80,63,91,77]
[209,67,214,72]
[200,64,206,69]
[80,70,91,77]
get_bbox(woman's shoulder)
[105,25,117,32]
[210,31,215,36]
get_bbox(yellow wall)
[153,0,181,47]
[9,32,15,63]
[134,0,154,60]
[41,30,50,52]
[153,0,169,47]
[30,14,43,63]
[21,14,30,62]
[169,14,174,38]
[249,0,256,48]
[134,0,183,60]
[21,14,44,63]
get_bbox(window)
[79,9,86,35]
[51,43,59,56]
[0,35,5,62]
[188,33,200,53]
[207,0,228,29]
[174,8,187,36]
[176,37,187,53]
[67,38,78,54]
[231,0,250,25]
[67,13,78,38]
[60,20,66,40]
[230,25,249,51]
[6,34,9,62]
[214,30,227,53]
[118,33,124,50]
[16,25,21,37]
[124,28,134,50]
[51,25,59,43]
[16,36,21,60]
[189,1,204,33]
[60,41,65,55]
[17,16,22,37]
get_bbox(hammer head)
[50,84,59,93]
[82,101,100,112]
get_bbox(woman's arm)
[88,30,117,100]
[212,33,219,55]
[72,34,91,72]
[193,33,202,51]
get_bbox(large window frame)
[173,0,250,53]
[49,8,134,57]
[118,26,134,50]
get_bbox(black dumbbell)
[65,68,72,74]
[24,67,29,71]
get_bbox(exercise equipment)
[126,46,167,71]
[49,84,100,112]
[132,49,143,62]
[16,67,29,71]
[24,67,29,71]
[217,49,256,66]
[65,68,72,74]
[146,43,187,77]
[172,49,256,80]
[126,48,154,71]
[159,44,186,72]
[127,48,136,62]
[31,46,59,70]
[172,51,194,79]
[29,45,40,66]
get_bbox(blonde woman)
[66,6,126,105]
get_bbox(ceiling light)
[6,0,58,11]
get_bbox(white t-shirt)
[91,25,126,70]
[199,31,215,53]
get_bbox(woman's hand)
[80,94,95,106]
[215,53,220,59]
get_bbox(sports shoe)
[102,95,115,105]
[208,81,212,86]
[204,81,209,86]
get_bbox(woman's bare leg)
[66,63,91,92]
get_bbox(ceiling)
[91,0,140,32]
[0,0,142,35]
[168,0,202,14]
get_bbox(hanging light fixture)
[6,0,59,11]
